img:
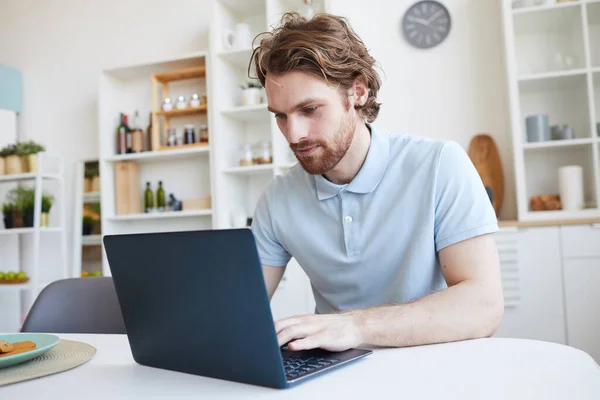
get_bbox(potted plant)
[84,167,100,193]
[41,194,54,227]
[240,81,263,106]
[8,186,35,227]
[1,144,21,174]
[16,140,45,173]
[82,215,94,235]
[2,203,14,229]
[0,145,12,175]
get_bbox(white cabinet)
[270,258,315,321]
[493,227,567,345]
[563,258,600,362]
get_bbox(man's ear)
[352,75,369,108]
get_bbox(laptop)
[103,228,372,389]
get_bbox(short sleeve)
[434,141,499,252]
[251,191,291,267]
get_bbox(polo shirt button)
[344,216,353,223]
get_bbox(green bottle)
[156,181,166,211]
[144,181,154,213]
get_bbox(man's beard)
[290,111,356,175]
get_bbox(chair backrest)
[21,277,127,334]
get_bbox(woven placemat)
[0,339,96,387]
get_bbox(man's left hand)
[275,313,364,352]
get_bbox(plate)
[0,333,61,369]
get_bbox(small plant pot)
[12,210,23,228]
[91,176,100,192]
[23,214,34,228]
[5,155,22,174]
[41,212,49,227]
[84,178,93,193]
[3,216,13,229]
[0,157,5,175]
[82,224,93,235]
[26,154,38,172]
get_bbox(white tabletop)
[2,334,600,399]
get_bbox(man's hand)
[275,314,364,352]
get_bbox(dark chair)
[21,277,127,334]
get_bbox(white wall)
[0,0,212,281]
[0,0,515,277]
[329,0,515,220]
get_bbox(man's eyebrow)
[268,98,322,115]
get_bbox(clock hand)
[407,15,430,26]
[427,9,445,24]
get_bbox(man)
[249,12,503,352]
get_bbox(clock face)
[402,1,451,49]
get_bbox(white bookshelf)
[503,0,600,222]
[0,152,68,331]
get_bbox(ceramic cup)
[525,114,550,142]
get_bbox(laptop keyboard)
[282,354,340,380]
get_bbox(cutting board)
[467,134,504,217]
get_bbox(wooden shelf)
[152,66,206,83]
[105,145,209,163]
[499,218,600,228]
[154,105,207,117]
[107,209,213,221]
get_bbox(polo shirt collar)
[314,124,390,200]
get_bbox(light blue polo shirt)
[251,125,498,314]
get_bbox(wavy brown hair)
[249,12,382,123]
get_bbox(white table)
[2,334,600,399]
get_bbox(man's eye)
[274,113,286,120]
[304,106,318,114]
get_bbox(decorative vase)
[41,212,49,227]
[3,216,13,229]
[91,176,100,192]
[23,214,34,228]
[27,154,38,172]
[0,157,5,175]
[5,155,22,174]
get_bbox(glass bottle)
[131,110,144,153]
[144,182,154,213]
[239,144,254,166]
[156,181,166,212]
[123,114,133,153]
[183,125,196,144]
[116,113,127,154]
[146,112,153,152]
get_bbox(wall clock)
[402,1,451,49]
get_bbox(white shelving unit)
[95,0,327,319]
[72,159,104,278]
[0,152,68,331]
[503,0,600,222]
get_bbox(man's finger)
[287,334,325,351]
[274,314,314,334]
[277,323,320,347]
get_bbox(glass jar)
[254,141,272,164]
[198,124,209,143]
[239,144,254,166]
[190,94,201,108]
[162,97,173,111]
[166,128,177,147]
[176,95,187,110]
[183,125,196,144]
